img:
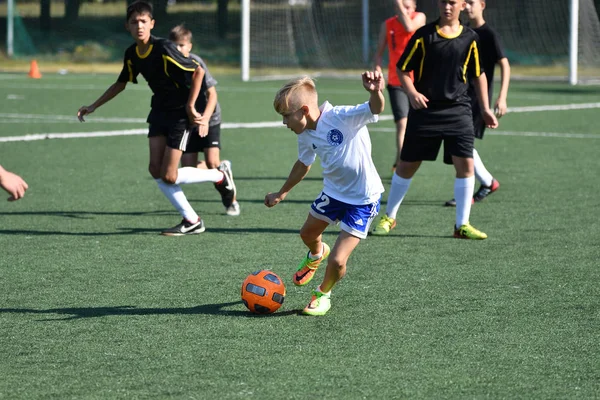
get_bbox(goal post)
[570,0,579,85]
[240,0,600,85]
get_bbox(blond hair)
[169,24,192,42]
[273,76,318,114]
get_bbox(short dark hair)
[126,1,153,21]
[169,24,192,42]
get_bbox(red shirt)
[385,12,424,86]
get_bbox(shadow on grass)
[0,301,301,321]
[0,227,301,236]
[0,210,175,219]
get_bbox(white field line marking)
[369,127,600,138]
[2,102,599,126]
[1,127,598,142]
[0,102,599,142]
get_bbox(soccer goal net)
[241,0,600,84]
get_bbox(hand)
[264,192,284,208]
[494,98,507,118]
[187,107,202,126]
[77,105,95,122]
[197,120,209,138]
[400,3,411,16]
[482,108,499,129]
[362,70,385,92]
[0,170,29,201]
[407,91,429,109]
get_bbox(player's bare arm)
[196,86,218,137]
[362,71,385,114]
[399,71,428,109]
[186,66,205,131]
[397,6,426,32]
[77,81,127,122]
[373,22,388,74]
[495,57,510,117]
[264,160,310,207]
[473,73,499,128]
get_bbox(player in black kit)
[77,0,236,236]
[372,0,498,240]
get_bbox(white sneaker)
[226,201,240,216]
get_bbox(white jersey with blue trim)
[297,101,384,205]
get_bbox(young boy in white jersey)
[265,71,385,316]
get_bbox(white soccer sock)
[455,176,475,227]
[155,179,199,223]
[317,285,331,296]
[386,173,412,220]
[175,167,223,185]
[473,149,493,187]
[309,243,324,260]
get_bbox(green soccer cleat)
[302,290,331,316]
[454,223,488,240]
[372,215,396,236]
[294,243,330,286]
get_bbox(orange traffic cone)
[28,60,42,79]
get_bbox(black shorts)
[401,106,474,165]
[185,123,222,153]
[387,85,410,121]
[147,108,192,151]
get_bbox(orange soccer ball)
[241,270,286,314]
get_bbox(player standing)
[373,0,498,239]
[444,0,510,206]
[373,0,426,170]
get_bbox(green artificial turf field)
[1,72,599,399]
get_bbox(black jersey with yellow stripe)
[397,20,483,108]
[117,35,199,111]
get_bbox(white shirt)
[297,101,384,205]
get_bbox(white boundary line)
[0,102,599,142]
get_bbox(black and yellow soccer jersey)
[117,35,199,111]
[397,20,483,108]
[469,23,506,104]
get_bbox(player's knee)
[148,164,161,179]
[161,171,177,185]
[205,160,219,169]
[327,258,347,276]
[299,228,316,244]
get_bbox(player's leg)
[373,131,440,235]
[207,144,240,216]
[473,148,500,201]
[200,124,240,216]
[203,147,221,169]
[303,199,378,316]
[448,134,487,239]
[157,119,212,236]
[394,87,410,168]
[302,231,360,316]
[294,213,330,287]
[172,126,231,186]
[294,192,340,286]
[387,86,408,170]
[472,106,499,201]
[395,117,408,167]
[180,152,199,168]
